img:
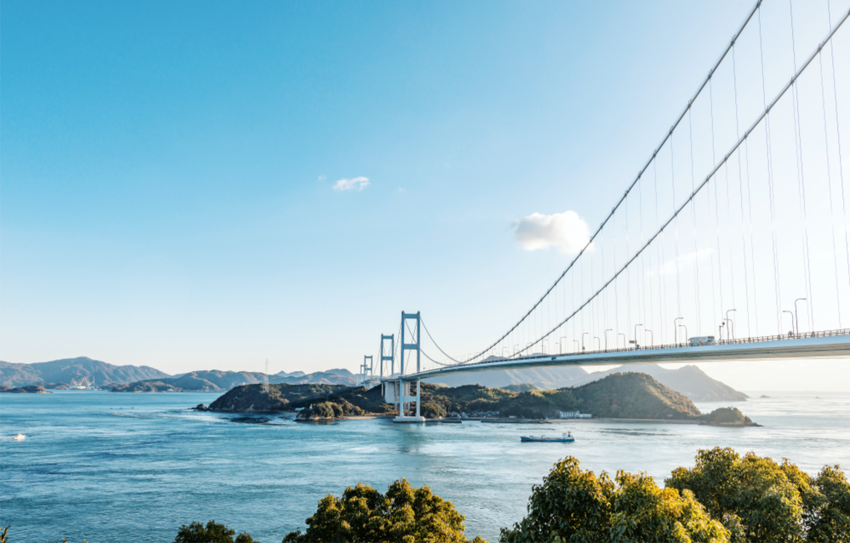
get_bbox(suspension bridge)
[357,0,850,421]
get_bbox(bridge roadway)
[403,330,850,381]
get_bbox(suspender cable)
[732,44,751,338]
[656,160,667,344]
[758,7,783,333]
[744,137,759,336]
[689,108,702,335]
[789,0,815,332]
[820,51,842,327]
[711,78,725,334]
[672,135,682,339]
[828,0,850,298]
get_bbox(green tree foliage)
[499,456,729,543]
[421,400,447,419]
[666,447,850,542]
[174,521,256,543]
[282,479,487,543]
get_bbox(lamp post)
[645,329,653,347]
[674,317,684,345]
[725,309,736,340]
[605,329,612,351]
[795,298,807,336]
[593,336,601,351]
[782,310,796,336]
[573,339,580,353]
[582,333,589,351]
[719,322,725,342]
[618,333,626,349]
[560,336,566,354]
[679,324,688,345]
[634,324,643,349]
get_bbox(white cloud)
[317,175,326,182]
[652,248,713,276]
[333,176,370,191]
[513,211,591,255]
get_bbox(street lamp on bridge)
[674,317,684,345]
[725,309,736,340]
[645,329,653,347]
[618,333,626,349]
[593,336,601,351]
[582,333,589,352]
[573,339,580,353]
[795,298,807,336]
[634,324,643,349]
[679,324,688,345]
[604,329,612,351]
[783,310,796,336]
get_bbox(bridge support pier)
[392,378,424,422]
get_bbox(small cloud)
[513,211,591,255]
[317,175,326,182]
[651,248,713,276]
[333,176,370,191]
[398,188,405,192]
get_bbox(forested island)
[204,372,757,426]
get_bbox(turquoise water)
[2,390,849,542]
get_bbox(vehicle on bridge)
[688,336,716,347]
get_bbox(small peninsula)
[0,385,51,393]
[205,372,758,426]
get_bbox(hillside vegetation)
[210,372,720,422]
[206,383,395,414]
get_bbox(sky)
[2,0,849,390]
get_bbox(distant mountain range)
[0,357,356,391]
[111,368,356,392]
[0,357,169,387]
[425,362,747,402]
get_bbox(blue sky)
[3,0,849,389]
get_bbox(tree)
[282,479,487,543]
[499,456,728,543]
[666,447,850,543]
[173,521,256,543]
[806,465,850,542]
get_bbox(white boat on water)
[12,434,26,441]
[520,432,575,443]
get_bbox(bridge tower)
[392,311,425,422]
[380,334,394,378]
[360,355,374,386]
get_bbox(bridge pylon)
[359,355,375,387]
[387,311,425,422]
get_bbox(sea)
[2,390,849,543]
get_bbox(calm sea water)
[2,390,849,543]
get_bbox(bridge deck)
[403,331,850,380]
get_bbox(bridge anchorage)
[362,0,850,417]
